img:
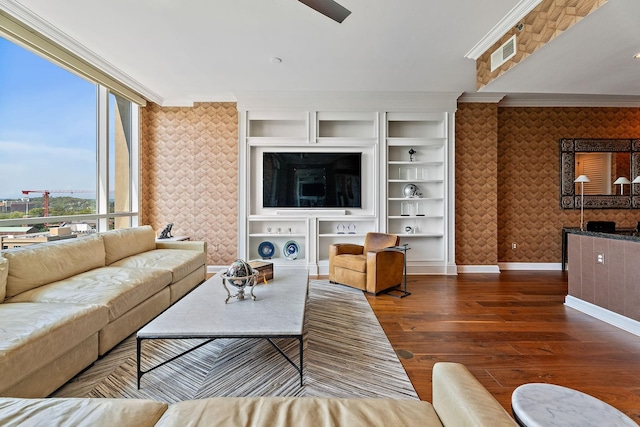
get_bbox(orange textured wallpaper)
[498,107,640,263]
[455,103,499,265]
[140,102,238,265]
[477,0,606,89]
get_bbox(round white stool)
[512,383,636,427]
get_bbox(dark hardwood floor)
[362,271,640,423]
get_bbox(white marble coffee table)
[136,268,309,389]
[512,383,637,427]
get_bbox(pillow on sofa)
[0,257,7,302]
[101,225,157,266]
[3,234,105,299]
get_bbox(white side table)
[156,235,190,242]
[512,383,636,427]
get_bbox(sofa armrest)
[432,362,517,427]
[155,241,207,253]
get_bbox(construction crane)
[21,190,93,217]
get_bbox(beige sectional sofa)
[0,225,206,398]
[0,362,518,426]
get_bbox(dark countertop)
[566,228,640,243]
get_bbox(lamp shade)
[574,175,591,183]
[614,177,631,185]
[632,176,640,184]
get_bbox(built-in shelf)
[385,112,449,269]
[238,97,456,275]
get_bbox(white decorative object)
[401,201,413,216]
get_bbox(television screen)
[263,152,361,208]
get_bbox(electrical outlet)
[512,243,517,250]
[597,253,605,264]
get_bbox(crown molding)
[235,91,462,112]
[498,93,640,107]
[0,0,164,105]
[457,93,506,103]
[465,0,542,60]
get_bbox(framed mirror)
[560,139,640,209]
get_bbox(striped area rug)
[54,280,418,403]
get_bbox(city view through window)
[0,35,138,245]
[0,36,96,225]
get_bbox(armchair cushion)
[332,254,366,273]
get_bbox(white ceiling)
[5,0,640,106]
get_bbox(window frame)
[0,50,140,232]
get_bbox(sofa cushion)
[2,234,105,299]
[0,397,167,427]
[0,257,7,302]
[110,249,206,283]
[7,267,172,321]
[101,226,157,266]
[0,303,108,392]
[155,397,442,427]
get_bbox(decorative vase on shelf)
[408,148,416,162]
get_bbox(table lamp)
[614,177,631,195]
[574,175,590,231]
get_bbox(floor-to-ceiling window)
[0,34,140,236]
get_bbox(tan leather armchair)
[329,232,404,294]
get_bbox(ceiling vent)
[490,35,517,71]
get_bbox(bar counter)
[566,230,640,335]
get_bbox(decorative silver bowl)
[221,259,258,303]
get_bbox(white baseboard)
[565,296,640,337]
[457,265,501,273]
[498,262,562,271]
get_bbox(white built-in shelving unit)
[237,93,458,275]
[385,113,448,266]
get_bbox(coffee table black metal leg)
[137,337,216,389]
[299,335,304,387]
[136,337,142,390]
[266,336,304,387]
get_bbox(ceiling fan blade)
[298,0,351,23]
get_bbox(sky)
[0,36,97,200]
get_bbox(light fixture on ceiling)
[574,175,590,231]
[614,176,631,195]
[634,53,640,59]
[270,57,283,64]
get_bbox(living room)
[2,0,640,425]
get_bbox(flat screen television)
[263,152,362,208]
